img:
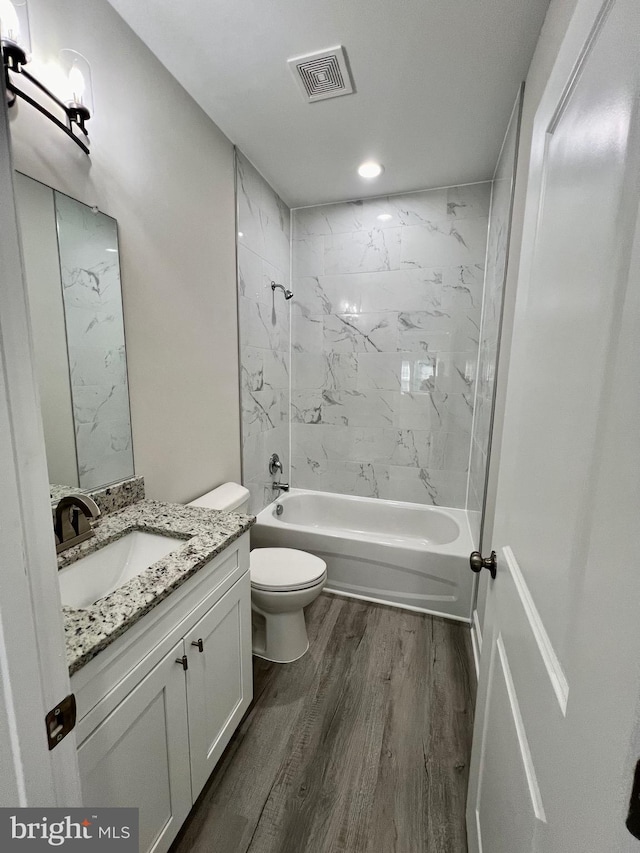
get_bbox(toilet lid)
[250,548,327,592]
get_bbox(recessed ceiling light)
[377,213,393,222]
[238,231,244,238]
[358,161,384,179]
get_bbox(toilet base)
[250,574,326,663]
[251,604,311,663]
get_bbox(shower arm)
[271,281,293,300]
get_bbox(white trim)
[502,546,569,715]
[470,609,482,680]
[496,634,546,822]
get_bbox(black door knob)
[469,550,497,580]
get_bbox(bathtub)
[251,489,474,622]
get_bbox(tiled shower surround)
[468,102,520,540]
[290,184,491,507]
[236,152,291,514]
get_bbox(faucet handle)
[269,453,283,476]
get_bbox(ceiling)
[106,0,550,207]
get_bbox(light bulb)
[358,161,384,179]
[68,64,85,103]
[0,0,20,43]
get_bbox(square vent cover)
[288,46,354,103]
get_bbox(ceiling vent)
[288,46,354,103]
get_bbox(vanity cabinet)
[72,537,253,853]
[77,638,192,853]
[184,576,252,797]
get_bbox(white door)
[184,573,253,799]
[77,640,192,853]
[467,0,640,851]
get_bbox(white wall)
[8,0,241,502]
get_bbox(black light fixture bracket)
[2,38,90,155]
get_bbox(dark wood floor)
[171,593,475,853]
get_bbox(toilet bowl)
[250,548,326,663]
[187,483,326,663]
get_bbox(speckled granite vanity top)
[61,500,254,675]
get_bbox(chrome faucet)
[272,481,289,494]
[54,494,101,554]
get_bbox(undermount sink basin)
[59,531,184,609]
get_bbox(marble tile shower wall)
[236,152,291,514]
[468,107,519,541]
[291,184,490,507]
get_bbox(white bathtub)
[251,489,474,621]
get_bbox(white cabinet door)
[77,640,192,853]
[184,572,253,799]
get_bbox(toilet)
[188,482,326,663]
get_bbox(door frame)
[0,95,81,805]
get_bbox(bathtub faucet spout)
[272,481,289,493]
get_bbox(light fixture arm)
[2,41,90,155]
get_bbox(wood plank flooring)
[171,593,475,853]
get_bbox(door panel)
[184,573,252,799]
[468,0,640,849]
[78,639,192,853]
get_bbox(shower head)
[271,281,294,301]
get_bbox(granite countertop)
[61,500,254,676]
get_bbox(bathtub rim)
[256,488,475,557]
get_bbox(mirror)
[14,173,134,493]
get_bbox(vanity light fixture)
[1,0,92,154]
[358,160,384,179]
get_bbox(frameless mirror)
[14,173,134,493]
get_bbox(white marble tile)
[236,153,266,255]
[69,346,127,387]
[291,276,335,316]
[441,264,485,313]
[64,306,125,351]
[322,390,395,428]
[242,431,264,481]
[72,383,130,427]
[293,237,324,277]
[292,312,324,353]
[237,244,264,302]
[398,308,481,351]
[379,466,467,508]
[324,227,402,275]
[293,352,358,391]
[291,390,322,424]
[401,217,489,269]
[294,201,364,237]
[263,349,289,390]
[241,346,264,392]
[324,312,398,353]
[447,183,492,220]
[356,352,405,391]
[75,419,133,490]
[359,189,449,230]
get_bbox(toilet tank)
[188,482,251,514]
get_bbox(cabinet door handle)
[175,655,188,671]
[191,639,204,653]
